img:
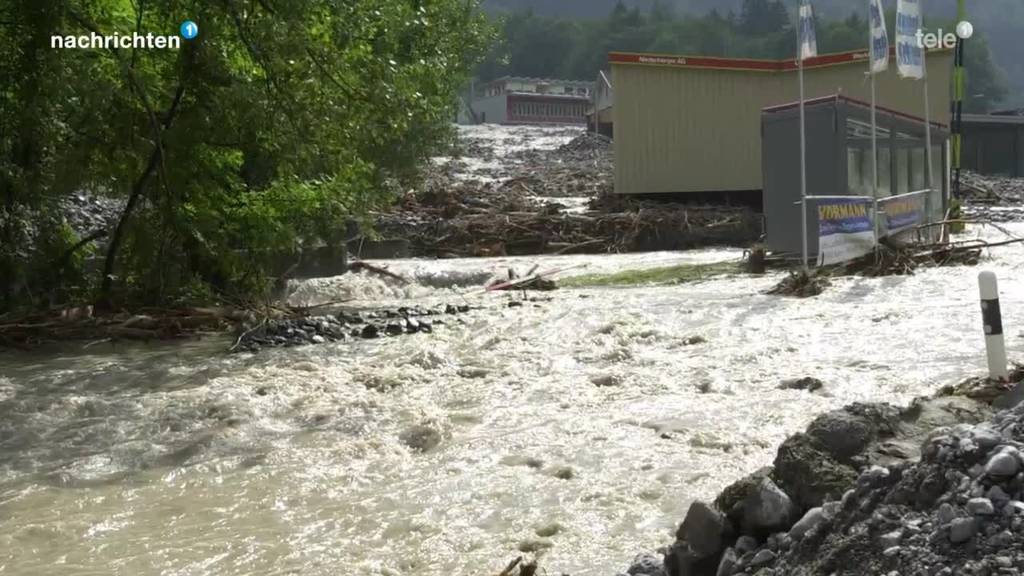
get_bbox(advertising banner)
[869,0,890,74]
[817,198,876,265]
[879,191,927,236]
[798,0,818,60]
[896,0,925,79]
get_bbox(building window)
[894,131,927,195]
[846,118,891,197]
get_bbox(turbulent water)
[4,124,1024,575]
[3,225,1024,576]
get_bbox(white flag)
[869,0,889,74]
[896,0,925,79]
[798,0,818,61]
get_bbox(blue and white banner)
[879,192,927,236]
[869,0,889,74]
[896,0,925,79]
[798,0,818,61]
[817,199,876,265]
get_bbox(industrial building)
[961,112,1024,177]
[463,76,594,125]
[610,48,954,198]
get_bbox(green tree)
[0,0,493,311]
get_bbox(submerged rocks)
[778,377,824,393]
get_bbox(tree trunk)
[97,84,185,307]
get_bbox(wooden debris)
[766,271,831,298]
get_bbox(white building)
[463,76,594,125]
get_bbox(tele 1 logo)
[916,20,973,49]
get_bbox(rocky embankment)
[618,372,1024,576]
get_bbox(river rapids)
[3,127,1024,575]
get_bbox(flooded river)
[3,225,1024,575]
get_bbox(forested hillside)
[481,0,1023,109]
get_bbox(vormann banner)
[879,191,927,236]
[817,198,876,265]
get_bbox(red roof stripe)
[609,47,950,72]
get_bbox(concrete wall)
[613,51,953,195]
[472,93,508,124]
[963,120,1024,177]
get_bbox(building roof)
[764,94,949,130]
[609,47,952,73]
[482,75,595,87]
[506,91,590,102]
[962,113,1024,126]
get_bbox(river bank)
[615,369,1024,576]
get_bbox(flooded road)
[3,224,1024,576]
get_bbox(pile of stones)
[615,387,1019,576]
[234,304,471,352]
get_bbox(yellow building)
[610,48,953,197]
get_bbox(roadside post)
[979,271,1009,381]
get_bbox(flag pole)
[869,0,879,244]
[798,4,809,272]
[923,47,934,221]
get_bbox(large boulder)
[715,467,773,524]
[772,433,858,510]
[677,501,733,559]
[741,478,799,537]
[805,403,902,463]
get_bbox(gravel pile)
[59,191,124,238]
[614,380,1024,576]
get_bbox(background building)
[465,76,594,125]
[587,70,614,137]
[961,111,1024,177]
[610,49,954,199]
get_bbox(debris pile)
[961,171,1024,205]
[375,127,759,257]
[615,373,1024,576]
[766,271,830,298]
[380,195,759,258]
[961,171,1024,223]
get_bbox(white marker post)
[979,271,1008,381]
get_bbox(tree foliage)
[0,0,492,311]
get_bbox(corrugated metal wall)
[613,52,953,194]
